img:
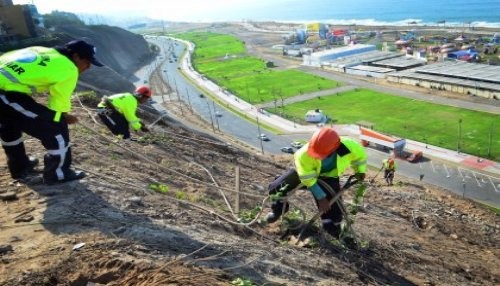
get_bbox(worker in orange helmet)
[97,86,152,139]
[265,127,367,241]
[382,157,397,185]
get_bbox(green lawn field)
[269,88,499,160]
[175,32,341,104]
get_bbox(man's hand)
[140,124,149,132]
[317,198,331,213]
[64,113,79,124]
[355,173,366,182]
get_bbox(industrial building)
[302,44,376,67]
[300,40,498,99]
[0,0,42,42]
[387,61,500,99]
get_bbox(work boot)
[11,157,39,179]
[44,169,86,185]
[265,212,280,223]
[323,222,341,238]
[341,236,359,250]
[265,200,289,223]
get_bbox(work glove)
[355,172,365,182]
[140,124,149,132]
[63,113,78,125]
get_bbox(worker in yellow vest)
[0,39,103,184]
[265,128,367,242]
[382,157,397,185]
[97,86,152,139]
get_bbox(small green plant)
[231,277,255,286]
[307,237,320,248]
[283,208,304,228]
[76,91,100,106]
[175,191,186,200]
[149,183,169,194]
[238,205,262,223]
[269,183,289,201]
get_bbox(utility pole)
[487,122,494,158]
[212,101,220,131]
[204,99,215,133]
[185,87,193,111]
[256,116,264,154]
[457,119,462,153]
[173,77,183,115]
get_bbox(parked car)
[258,134,270,141]
[280,147,295,154]
[215,111,222,117]
[291,141,304,148]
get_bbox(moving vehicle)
[258,134,270,141]
[280,147,295,154]
[291,141,303,148]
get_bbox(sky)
[12,0,284,22]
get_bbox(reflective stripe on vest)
[0,68,36,94]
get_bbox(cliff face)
[55,24,156,94]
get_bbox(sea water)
[231,0,500,28]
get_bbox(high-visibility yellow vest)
[294,137,367,188]
[0,46,79,122]
[99,93,141,130]
[382,159,397,171]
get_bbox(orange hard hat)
[135,86,152,97]
[307,128,340,159]
[388,158,395,166]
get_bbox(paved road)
[144,36,500,208]
[147,36,294,154]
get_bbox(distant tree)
[43,11,85,29]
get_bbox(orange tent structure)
[359,127,406,156]
[359,127,423,162]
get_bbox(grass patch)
[175,32,246,59]
[174,32,341,104]
[272,88,499,160]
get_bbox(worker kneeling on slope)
[0,39,103,184]
[97,86,151,139]
[382,157,397,185]
[265,127,367,240]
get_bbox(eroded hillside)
[0,94,498,286]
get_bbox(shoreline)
[241,20,500,35]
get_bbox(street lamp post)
[212,101,220,131]
[204,99,215,133]
[457,119,462,153]
[256,116,264,154]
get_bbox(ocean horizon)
[212,0,500,28]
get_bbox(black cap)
[65,40,104,67]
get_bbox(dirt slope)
[54,24,155,94]
[0,92,498,286]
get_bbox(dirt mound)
[0,94,498,285]
[54,24,155,94]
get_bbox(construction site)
[0,5,499,286]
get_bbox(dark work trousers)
[384,169,395,184]
[97,108,130,139]
[268,169,344,237]
[0,91,72,181]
